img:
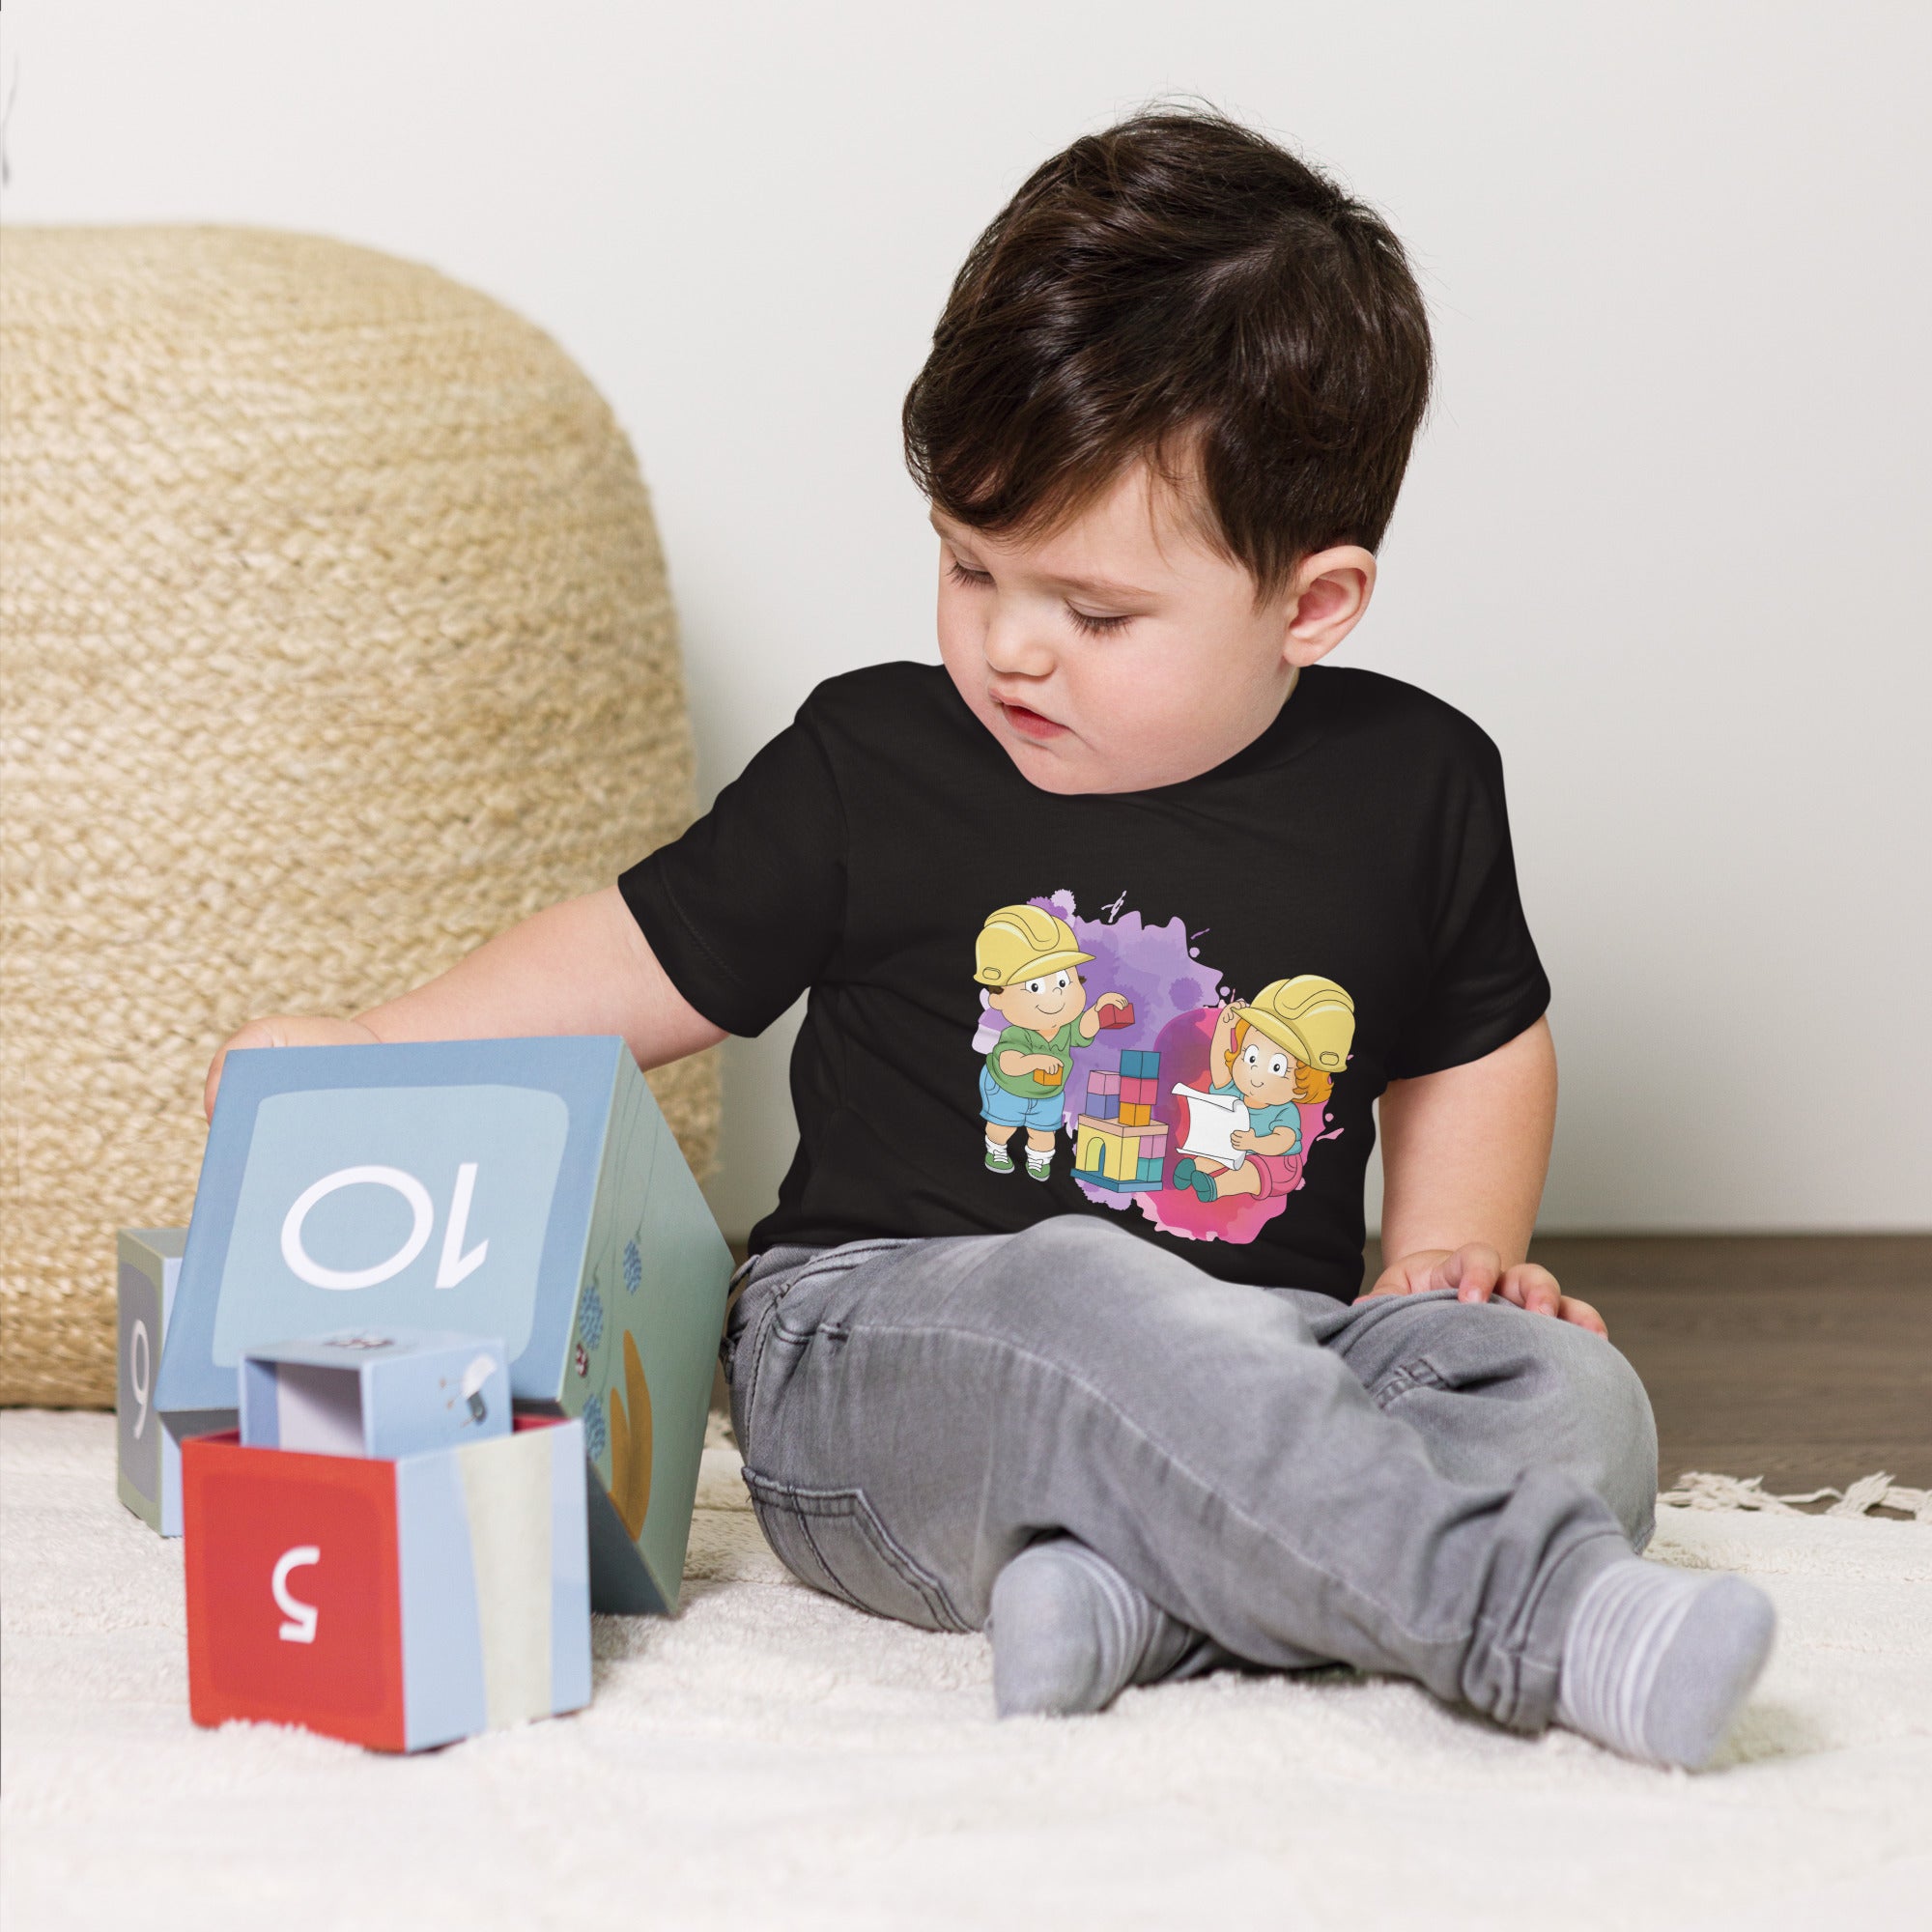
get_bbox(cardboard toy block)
[1096,1001,1135,1030]
[1101,1072,1121,1095]
[119,1228,214,1535]
[1119,1049,1160,1079]
[156,1036,731,1615]
[184,1414,589,1753]
[1121,1103,1151,1127]
[1074,1115,1168,1183]
[1096,1094,1120,1122]
[1081,1171,1158,1194]
[241,1331,510,1460]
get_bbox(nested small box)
[240,1330,509,1460]
[184,1415,589,1752]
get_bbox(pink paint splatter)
[1029,894,1337,1244]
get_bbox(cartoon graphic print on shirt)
[972,903,1131,1180]
[971,893,1354,1244]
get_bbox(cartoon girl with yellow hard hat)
[1173,976,1355,1205]
[973,903,1129,1180]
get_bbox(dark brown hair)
[903,109,1433,597]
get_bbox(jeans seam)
[1371,1356,1446,1410]
[832,1314,1487,1657]
[735,1241,915,1452]
[743,1471,970,1632]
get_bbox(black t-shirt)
[619,662,1548,1303]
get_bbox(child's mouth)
[996,698,1069,743]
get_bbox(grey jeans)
[724,1216,1658,1731]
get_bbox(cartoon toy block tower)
[155,1037,732,1613]
[185,1378,591,1753]
[117,1228,216,1535]
[1073,1049,1169,1192]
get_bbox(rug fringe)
[1659,1470,1931,1522]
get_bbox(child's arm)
[1367,1017,1605,1333]
[203,886,725,1120]
[1208,999,1246,1065]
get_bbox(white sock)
[1025,1145,1053,1170]
[988,1538,1198,1718]
[1554,1558,1776,1770]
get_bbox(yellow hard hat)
[1237,977,1356,1072]
[974,904,1094,987]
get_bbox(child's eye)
[1269,1056,1289,1078]
[1243,1046,1259,1065]
[1026,979,1044,995]
[948,559,992,589]
[1067,605,1132,637]
[1054,972,1069,990]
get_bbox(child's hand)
[1363,1243,1607,1336]
[204,1015,381,1122]
[1228,1128,1255,1151]
[1027,1053,1065,1076]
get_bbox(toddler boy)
[974,903,1128,1179]
[212,111,1774,1767]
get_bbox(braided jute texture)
[1,227,720,1406]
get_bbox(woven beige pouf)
[0,227,721,1406]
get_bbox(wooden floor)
[1370,1235,1932,1492]
[722,1236,1932,1494]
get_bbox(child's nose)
[981,611,1058,680]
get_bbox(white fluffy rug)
[4,1412,1927,1932]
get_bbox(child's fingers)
[1557,1295,1609,1337]
[1498,1264,1563,1318]
[1443,1243,1501,1302]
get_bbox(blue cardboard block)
[241,1330,510,1460]
[118,1229,221,1536]
[156,1037,732,1614]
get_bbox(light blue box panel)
[395,1416,592,1750]
[156,1037,732,1613]
[241,1330,510,1460]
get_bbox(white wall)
[7,0,1927,1236]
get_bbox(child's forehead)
[930,459,1228,594]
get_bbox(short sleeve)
[1385,736,1550,1080]
[617,708,845,1037]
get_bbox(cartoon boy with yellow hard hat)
[1173,977,1355,1205]
[975,904,1129,1179]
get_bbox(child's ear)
[1279,545,1377,669]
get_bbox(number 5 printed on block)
[273,1546,322,1643]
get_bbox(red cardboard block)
[1097,1002,1135,1030]
[185,1433,406,1747]
[184,1416,590,1752]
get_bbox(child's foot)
[1024,1146,1054,1182]
[987,1537,1197,1718]
[1173,1157,1196,1190]
[1554,1558,1776,1770]
[1191,1171,1218,1202]
[984,1141,1014,1174]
